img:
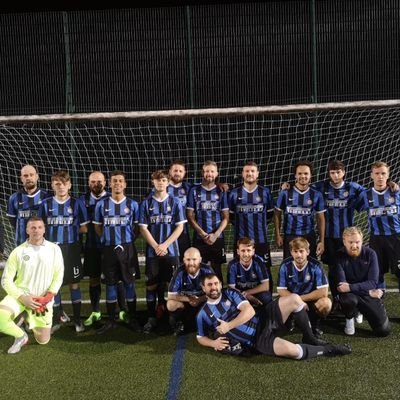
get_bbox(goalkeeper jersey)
[1,240,64,299]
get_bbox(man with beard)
[7,165,49,245]
[227,237,271,306]
[274,160,326,259]
[333,226,390,337]
[187,161,229,284]
[196,273,352,360]
[167,247,213,335]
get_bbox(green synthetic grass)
[0,267,399,400]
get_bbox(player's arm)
[316,211,325,256]
[187,209,208,238]
[167,292,191,303]
[197,335,231,351]
[206,209,229,245]
[277,288,293,297]
[158,222,184,252]
[216,301,255,335]
[139,224,159,248]
[300,286,328,302]
[274,208,283,247]
[243,281,269,296]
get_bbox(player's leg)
[255,242,273,294]
[358,296,390,337]
[167,300,185,335]
[143,257,160,333]
[0,299,28,354]
[210,238,226,285]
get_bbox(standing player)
[227,237,271,306]
[277,237,331,336]
[274,160,326,260]
[139,169,186,333]
[310,160,365,299]
[94,170,141,334]
[357,161,400,289]
[7,165,49,245]
[229,161,274,289]
[196,274,351,360]
[39,170,89,333]
[168,160,192,260]
[0,217,64,354]
[167,247,213,335]
[187,160,229,283]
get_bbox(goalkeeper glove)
[33,292,54,306]
[33,304,48,316]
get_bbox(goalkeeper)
[0,217,64,354]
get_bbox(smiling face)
[109,174,126,197]
[169,163,186,185]
[202,276,222,300]
[290,247,309,268]
[26,218,45,245]
[242,165,259,185]
[295,165,311,188]
[237,243,255,266]
[183,248,202,275]
[202,165,218,185]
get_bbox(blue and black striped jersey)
[7,189,49,245]
[275,186,325,236]
[197,288,258,348]
[229,185,274,244]
[94,196,139,246]
[277,257,328,295]
[39,196,89,244]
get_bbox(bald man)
[7,165,49,245]
[167,247,214,335]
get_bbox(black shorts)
[145,256,179,286]
[283,232,317,260]
[254,300,286,356]
[59,242,83,285]
[101,243,139,285]
[83,247,102,278]
[194,238,226,265]
[369,235,400,277]
[321,237,343,266]
[254,242,272,268]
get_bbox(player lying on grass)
[196,274,351,360]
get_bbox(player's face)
[26,219,45,243]
[290,247,309,267]
[329,169,345,186]
[295,166,311,187]
[343,233,362,257]
[20,166,39,191]
[242,166,259,184]
[202,165,218,184]
[89,172,106,196]
[183,250,202,275]
[202,276,222,300]
[51,178,71,198]
[110,175,126,195]
[371,166,389,190]
[169,164,186,185]
[153,177,169,193]
[237,244,255,266]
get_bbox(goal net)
[1,100,400,257]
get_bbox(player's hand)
[216,318,231,334]
[33,304,49,316]
[33,292,54,306]
[213,336,230,351]
[217,183,230,192]
[18,294,42,310]
[369,289,384,299]
[337,282,350,293]
[387,181,399,192]
[188,295,200,307]
[316,242,324,257]
[205,233,218,245]
[155,243,168,256]
[281,182,290,191]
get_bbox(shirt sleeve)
[1,248,25,299]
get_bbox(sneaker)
[355,313,363,324]
[302,335,329,346]
[74,321,85,333]
[7,332,28,354]
[143,317,157,334]
[84,311,102,327]
[96,320,118,335]
[221,340,244,356]
[324,343,352,357]
[344,318,355,335]
[51,323,61,335]
[119,310,128,323]
[60,310,70,323]
[312,320,324,337]
[173,321,185,336]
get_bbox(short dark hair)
[294,160,313,175]
[27,216,45,225]
[152,169,169,180]
[243,160,258,169]
[169,159,186,169]
[52,169,70,183]
[328,159,345,172]
[236,237,255,248]
[110,170,126,179]
[201,273,220,285]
